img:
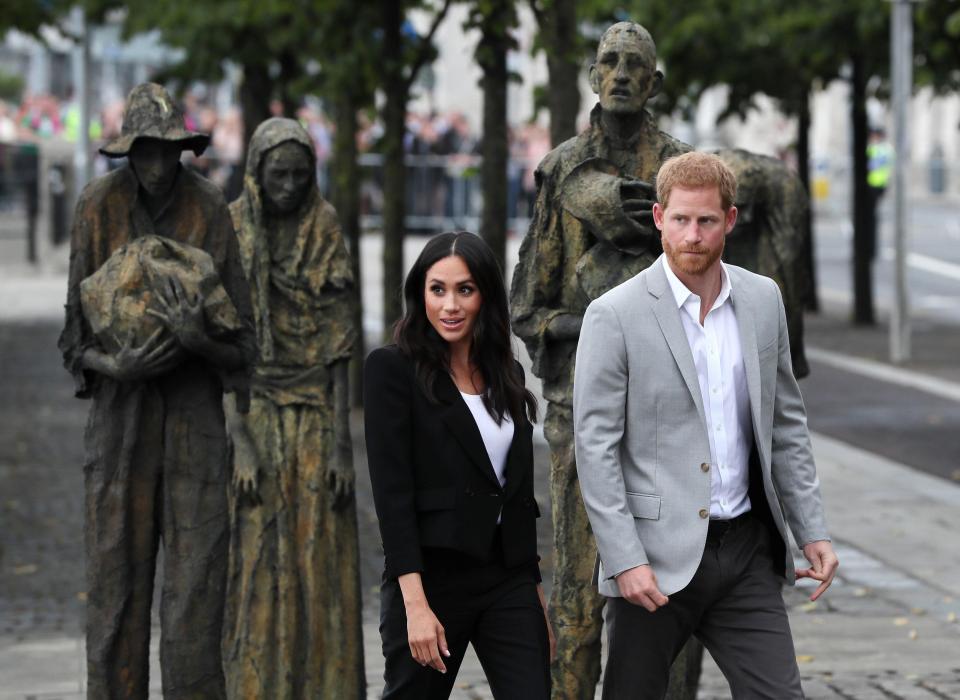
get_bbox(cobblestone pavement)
[1,312,959,698]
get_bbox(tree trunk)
[478,0,511,275]
[239,63,273,161]
[797,94,819,313]
[331,88,365,407]
[381,0,407,335]
[850,52,875,325]
[279,52,301,116]
[540,0,580,146]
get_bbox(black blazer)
[363,344,541,580]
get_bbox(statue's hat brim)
[99,131,210,158]
[98,82,211,158]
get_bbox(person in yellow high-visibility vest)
[868,128,892,192]
[866,127,892,260]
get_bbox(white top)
[460,391,514,489]
[662,256,752,520]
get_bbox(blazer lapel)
[647,260,707,432]
[729,272,764,461]
[435,373,503,491]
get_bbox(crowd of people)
[0,88,552,229]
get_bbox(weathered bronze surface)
[510,22,810,698]
[222,118,364,699]
[59,82,255,699]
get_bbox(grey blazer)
[573,257,829,597]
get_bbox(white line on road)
[881,247,960,282]
[806,345,960,404]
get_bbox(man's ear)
[724,205,738,234]
[652,201,665,230]
[649,70,664,99]
[588,64,600,95]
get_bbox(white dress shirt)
[662,256,753,519]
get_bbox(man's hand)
[325,449,355,511]
[230,425,261,507]
[620,178,658,232]
[86,327,181,382]
[796,540,839,602]
[615,564,669,612]
[147,276,207,353]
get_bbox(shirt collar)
[660,254,733,312]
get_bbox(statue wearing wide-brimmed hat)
[99,82,209,158]
[59,81,255,700]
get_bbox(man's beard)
[662,235,723,276]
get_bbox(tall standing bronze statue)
[511,22,810,698]
[59,82,256,699]
[221,118,364,699]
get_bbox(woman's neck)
[448,341,482,394]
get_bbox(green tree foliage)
[0,0,65,36]
[633,0,891,324]
[915,0,960,93]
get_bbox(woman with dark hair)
[365,231,554,699]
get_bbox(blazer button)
[698,508,708,519]
[701,462,710,472]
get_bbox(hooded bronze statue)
[510,22,810,697]
[58,82,255,700]
[221,117,363,699]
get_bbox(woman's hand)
[398,572,450,673]
[537,583,557,663]
[405,600,449,673]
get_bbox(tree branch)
[403,0,454,93]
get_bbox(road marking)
[881,247,960,282]
[807,346,960,404]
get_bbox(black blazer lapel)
[434,373,504,491]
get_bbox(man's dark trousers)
[601,512,803,699]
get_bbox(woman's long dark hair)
[394,231,537,424]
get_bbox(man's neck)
[136,168,179,220]
[598,108,645,145]
[667,258,723,325]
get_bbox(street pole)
[890,0,913,363]
[71,7,93,194]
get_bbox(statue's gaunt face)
[592,30,659,116]
[129,138,182,198]
[260,141,313,215]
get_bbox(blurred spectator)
[17,94,62,138]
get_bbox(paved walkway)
[1,258,958,698]
[2,432,958,699]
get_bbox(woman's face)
[423,254,483,351]
[260,141,313,214]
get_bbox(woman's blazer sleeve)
[364,346,424,579]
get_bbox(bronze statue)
[221,117,364,699]
[58,82,255,699]
[510,22,810,698]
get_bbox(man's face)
[654,185,737,278]
[128,138,182,198]
[591,30,660,115]
[260,142,313,215]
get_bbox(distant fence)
[11,142,954,267]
